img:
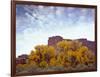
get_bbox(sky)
[16,4,95,57]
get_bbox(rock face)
[48,36,95,53]
[16,54,28,65]
[48,36,63,47]
[78,39,95,53]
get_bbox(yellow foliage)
[57,40,72,52]
[49,58,57,66]
[47,46,56,58]
[29,53,40,61]
[56,52,66,66]
[39,61,48,68]
[18,40,95,69]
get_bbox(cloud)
[16,4,95,57]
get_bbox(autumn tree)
[39,61,48,68]
[35,45,56,63]
[28,50,40,66]
[49,57,57,66]
[56,40,79,66]
[57,40,72,53]
[78,46,95,65]
[56,52,65,66]
[16,38,96,74]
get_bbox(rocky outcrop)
[16,54,28,65]
[48,36,95,53]
[78,39,95,53]
[48,36,63,47]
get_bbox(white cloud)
[16,5,95,57]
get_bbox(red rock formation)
[48,36,63,47]
[16,54,28,65]
[78,39,95,53]
[48,36,95,53]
